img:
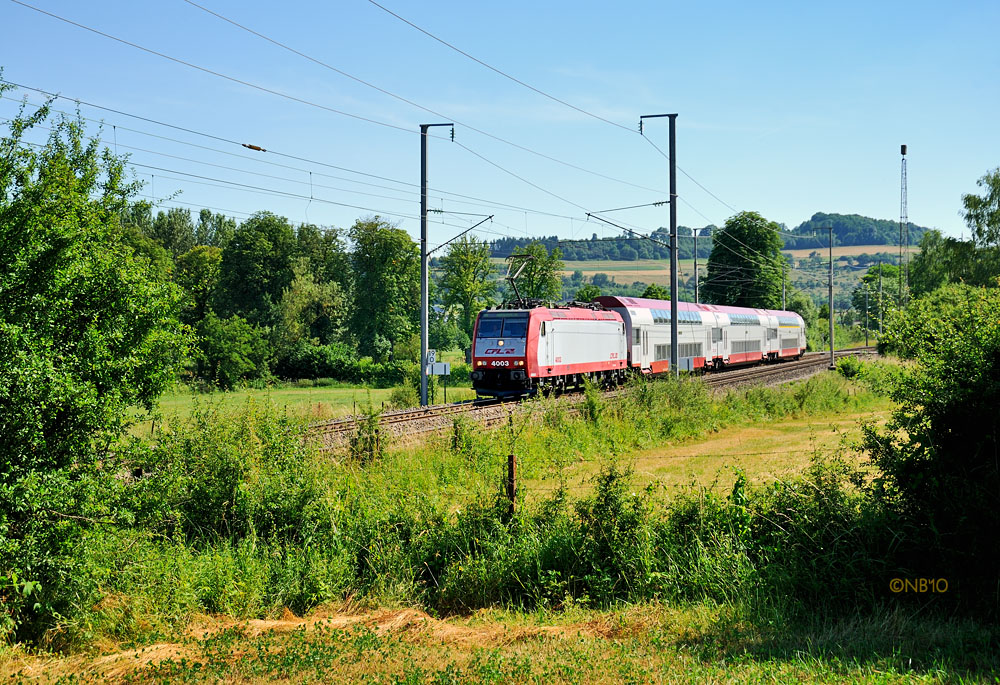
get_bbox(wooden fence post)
[507,453,517,516]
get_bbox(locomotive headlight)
[497,339,504,346]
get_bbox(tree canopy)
[214,212,297,328]
[509,241,563,302]
[349,217,420,360]
[439,235,496,339]
[0,92,186,475]
[701,211,784,308]
[961,168,1000,248]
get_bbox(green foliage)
[641,283,669,299]
[141,400,323,542]
[214,211,297,328]
[909,228,1000,295]
[702,211,784,308]
[150,207,196,257]
[439,236,496,339]
[429,308,470,352]
[509,241,563,302]
[274,342,408,387]
[491,226,714,262]
[961,167,1000,247]
[850,262,899,327]
[835,355,863,379]
[867,283,1000,603]
[0,91,187,476]
[174,244,221,325]
[574,283,601,302]
[581,377,603,423]
[349,401,385,465]
[783,212,930,249]
[274,258,347,354]
[195,312,270,389]
[349,217,420,360]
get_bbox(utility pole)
[828,226,835,370]
[420,122,453,407]
[899,144,907,308]
[781,260,786,310]
[640,113,679,377]
[864,285,869,346]
[693,227,699,304]
[878,260,883,335]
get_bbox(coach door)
[630,324,641,367]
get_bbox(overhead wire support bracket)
[591,200,671,214]
[426,214,494,256]
[585,212,671,250]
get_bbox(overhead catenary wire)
[178,0,663,196]
[11,4,752,263]
[10,0,420,135]
[366,0,741,216]
[9,1,665,198]
[0,88,629,232]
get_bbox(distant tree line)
[488,212,936,264]
[782,212,932,249]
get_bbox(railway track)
[309,346,877,449]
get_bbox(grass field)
[6,601,993,683]
[133,348,476,437]
[11,367,1000,682]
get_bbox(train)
[469,295,806,399]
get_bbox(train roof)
[594,296,803,320]
[480,305,622,321]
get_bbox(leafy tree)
[174,245,222,326]
[620,245,639,261]
[574,284,601,302]
[961,168,1000,247]
[868,284,1000,596]
[850,263,900,329]
[214,212,296,328]
[591,272,610,288]
[0,94,186,635]
[150,207,196,257]
[0,95,187,476]
[439,235,496,339]
[510,242,563,301]
[274,258,346,354]
[429,308,469,351]
[195,312,269,389]
[641,283,669,300]
[119,207,174,281]
[909,229,1000,295]
[349,216,419,360]
[195,208,237,249]
[784,212,931,249]
[702,211,784,308]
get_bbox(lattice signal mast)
[899,144,908,306]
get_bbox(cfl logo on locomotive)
[484,348,517,354]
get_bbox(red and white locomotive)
[470,296,805,399]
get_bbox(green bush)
[865,284,1000,607]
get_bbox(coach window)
[632,326,640,346]
[540,322,546,336]
[712,327,723,343]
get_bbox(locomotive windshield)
[476,315,528,338]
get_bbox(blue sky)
[2,0,997,249]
